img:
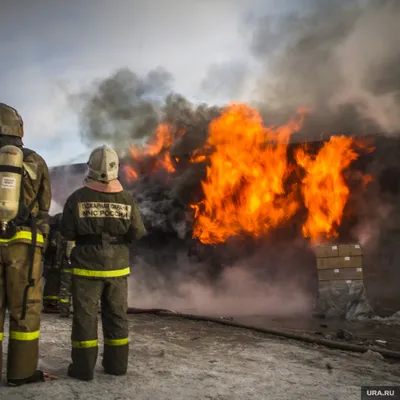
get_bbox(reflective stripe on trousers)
[72,267,130,278]
[0,332,3,341]
[72,338,129,348]
[59,298,70,304]
[72,339,98,349]
[43,296,59,300]
[0,231,44,245]
[104,337,129,346]
[10,330,40,341]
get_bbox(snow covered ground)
[2,314,400,400]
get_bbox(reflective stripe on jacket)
[0,229,44,247]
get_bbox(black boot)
[8,370,45,386]
[67,364,93,381]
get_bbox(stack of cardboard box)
[315,244,363,288]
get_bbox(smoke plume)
[252,0,400,138]
[75,67,173,148]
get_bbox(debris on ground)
[336,329,354,341]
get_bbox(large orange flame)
[122,103,373,246]
[294,136,365,244]
[190,104,305,244]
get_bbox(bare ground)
[1,313,400,400]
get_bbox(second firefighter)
[60,145,146,381]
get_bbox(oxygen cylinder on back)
[0,145,23,232]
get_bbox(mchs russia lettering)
[78,202,132,220]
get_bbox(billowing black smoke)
[74,67,173,148]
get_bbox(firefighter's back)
[64,186,138,276]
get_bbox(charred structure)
[50,123,400,317]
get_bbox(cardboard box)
[314,244,339,258]
[338,244,362,257]
[317,255,362,269]
[318,267,363,281]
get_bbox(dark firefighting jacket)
[60,186,146,278]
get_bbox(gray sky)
[1,0,298,166]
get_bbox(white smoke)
[330,1,400,132]
[128,252,314,317]
[252,0,400,136]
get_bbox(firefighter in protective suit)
[0,103,52,386]
[58,237,74,318]
[60,145,146,381]
[42,213,62,312]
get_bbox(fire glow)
[124,104,374,245]
[123,123,178,179]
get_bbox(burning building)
[50,103,400,318]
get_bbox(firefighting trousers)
[0,244,43,381]
[59,267,72,312]
[43,264,60,306]
[70,276,128,379]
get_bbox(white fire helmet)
[87,145,119,182]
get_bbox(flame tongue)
[191,104,304,244]
[294,136,363,244]
[124,123,177,179]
